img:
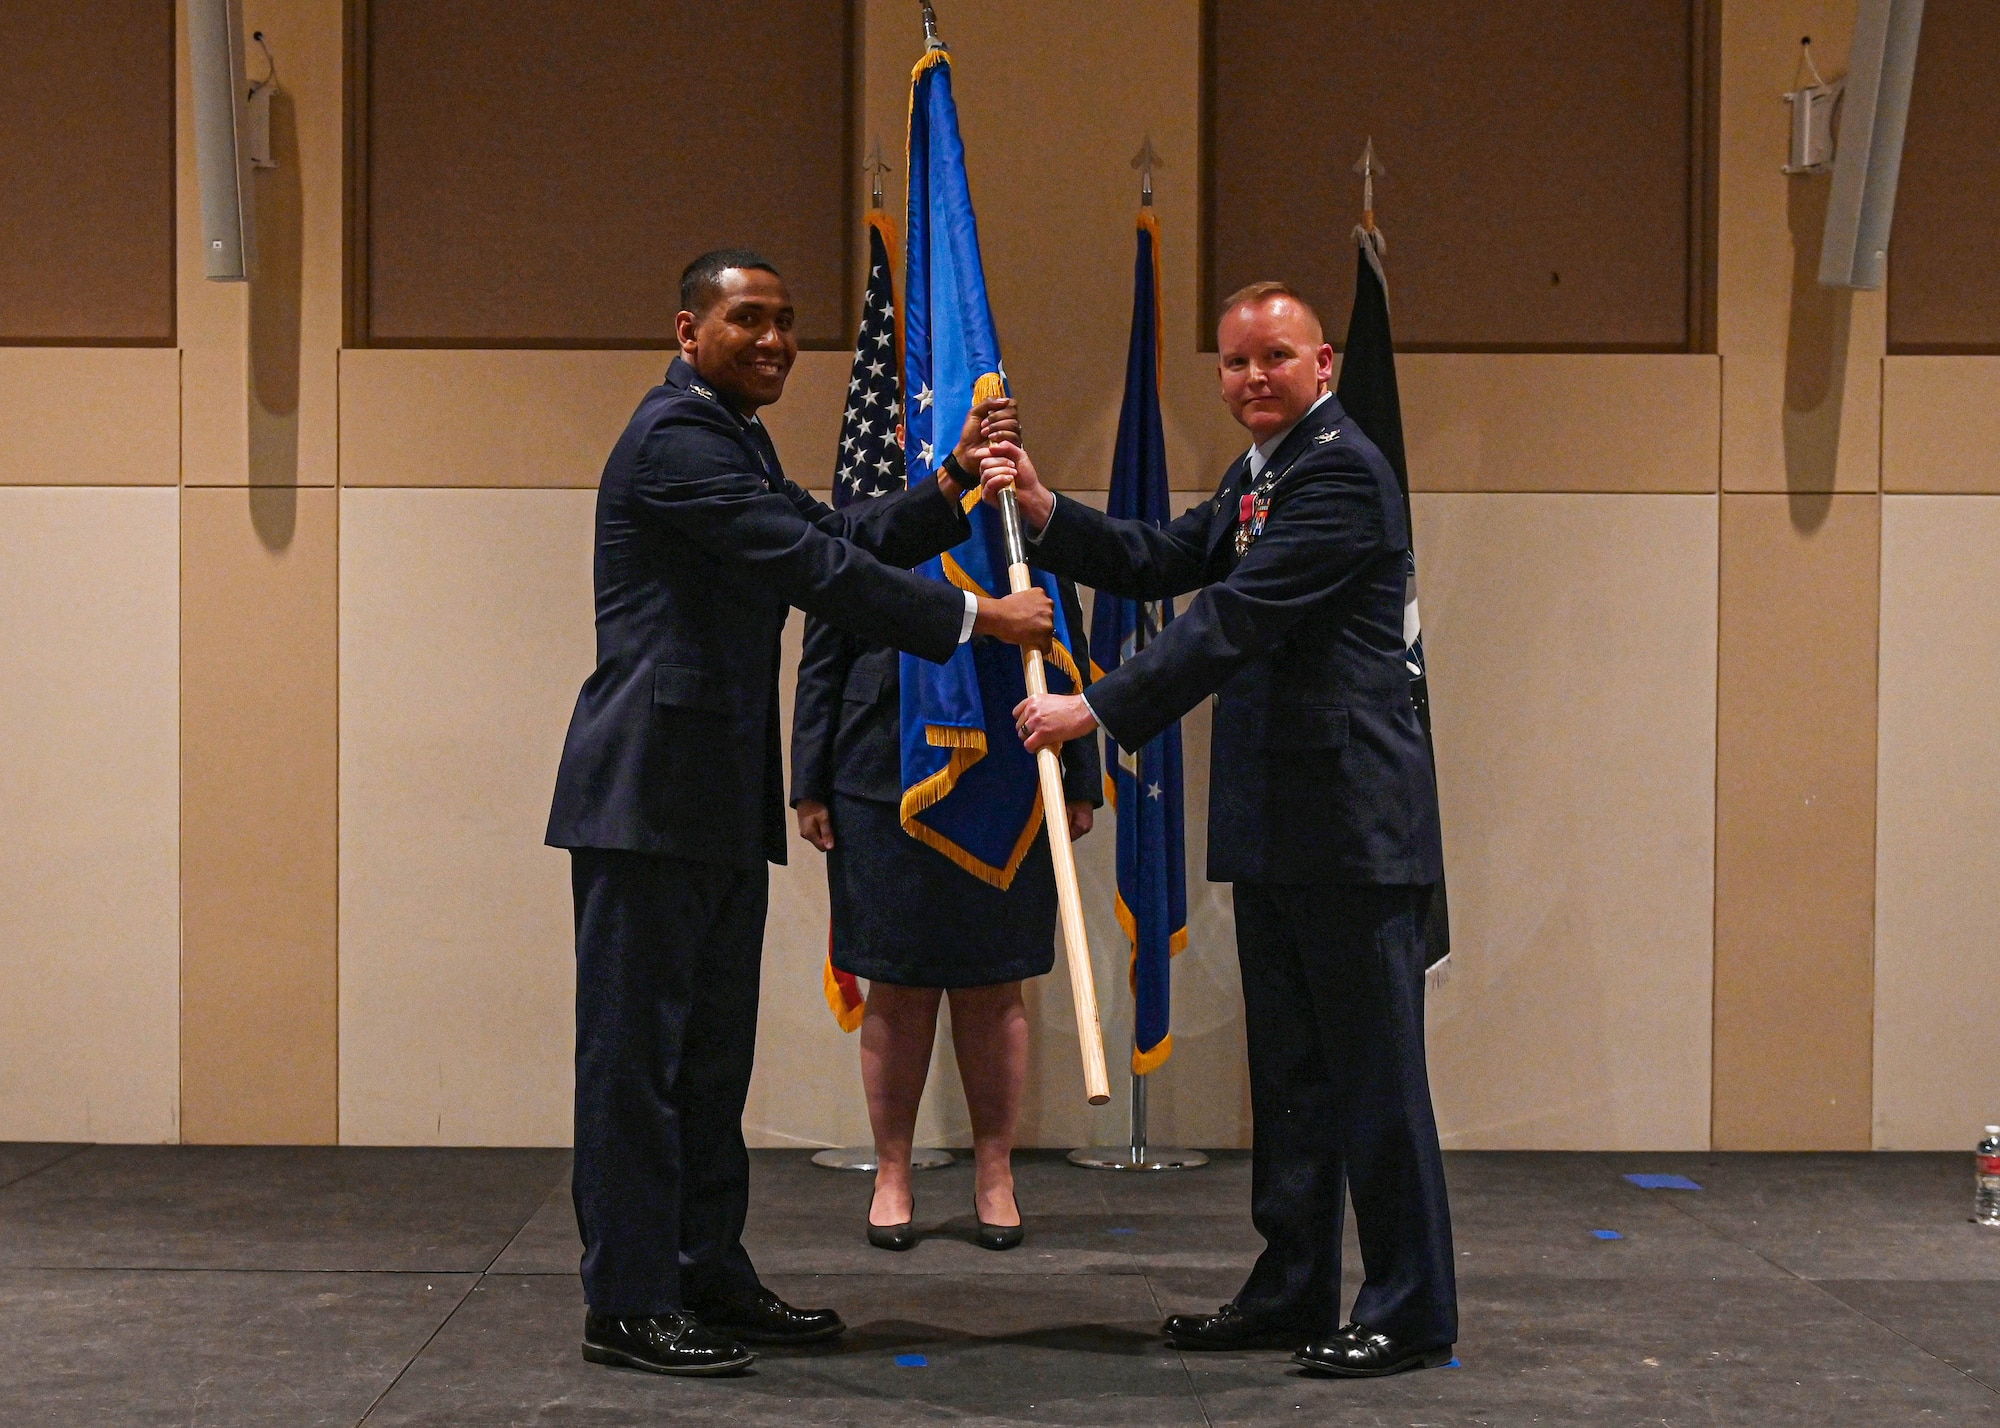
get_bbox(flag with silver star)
[833,213,904,506]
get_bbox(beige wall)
[1419,495,1719,1150]
[1875,498,2000,1147]
[2,0,1996,1150]
[337,489,597,1145]
[0,489,181,1143]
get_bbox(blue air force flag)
[897,45,1079,886]
[1092,209,1189,1074]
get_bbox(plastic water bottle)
[1978,1127,2000,1227]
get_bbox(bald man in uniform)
[984,282,1454,1379]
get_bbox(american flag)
[834,217,904,506]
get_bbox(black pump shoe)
[1293,1324,1453,1378]
[581,1311,753,1376]
[976,1192,1024,1251]
[976,1219,1023,1251]
[867,1218,917,1251]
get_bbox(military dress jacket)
[1030,393,1442,886]
[546,358,971,869]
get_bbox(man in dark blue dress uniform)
[989,281,1455,1379]
[545,250,1051,1377]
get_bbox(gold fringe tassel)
[823,957,865,1033]
[1132,1034,1174,1077]
[1117,890,1189,1074]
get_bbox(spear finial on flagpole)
[865,139,890,210]
[1353,137,1385,233]
[1131,135,1163,207]
[919,0,943,49]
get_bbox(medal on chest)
[1234,489,1272,557]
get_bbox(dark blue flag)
[1336,227,1450,968]
[1091,208,1189,1074]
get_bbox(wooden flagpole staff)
[922,0,1105,1105]
[996,476,1111,1106]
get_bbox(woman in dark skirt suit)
[791,585,1099,1250]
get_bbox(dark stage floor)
[3,1145,1998,1425]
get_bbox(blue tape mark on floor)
[1446,1357,1462,1368]
[1107,1227,1137,1235]
[1592,1229,1625,1240]
[1624,1173,1702,1191]
[894,1354,928,1368]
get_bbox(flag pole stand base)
[1067,1068,1207,1170]
[810,1147,955,1173]
[1066,1145,1209,1172]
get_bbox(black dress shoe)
[1293,1324,1453,1378]
[1162,1301,1314,1351]
[581,1311,753,1376]
[686,1287,845,1345]
[976,1218,1023,1251]
[867,1218,917,1251]
[976,1192,1023,1251]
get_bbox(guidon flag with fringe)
[896,42,1081,886]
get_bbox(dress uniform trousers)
[570,848,768,1317]
[1231,880,1457,1349]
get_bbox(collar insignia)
[1314,429,1339,444]
[690,383,714,400]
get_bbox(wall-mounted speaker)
[189,0,257,282]
[1820,0,1926,290]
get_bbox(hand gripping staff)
[990,415,1110,1107]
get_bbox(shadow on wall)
[249,88,303,550]
[1782,174,1850,533]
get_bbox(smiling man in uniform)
[547,249,1051,1377]
[982,282,1455,1378]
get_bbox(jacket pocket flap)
[842,666,885,704]
[653,662,731,714]
[1267,703,1348,749]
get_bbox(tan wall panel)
[1717,1,1882,492]
[1208,0,1701,351]
[338,350,857,491]
[1882,358,2000,494]
[1713,493,1878,1149]
[1874,497,2000,1148]
[339,350,668,488]
[338,489,597,1145]
[0,349,180,485]
[1416,494,1719,1149]
[1888,0,2000,353]
[1398,355,1720,493]
[0,0,175,344]
[0,489,180,1142]
[179,487,338,1144]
